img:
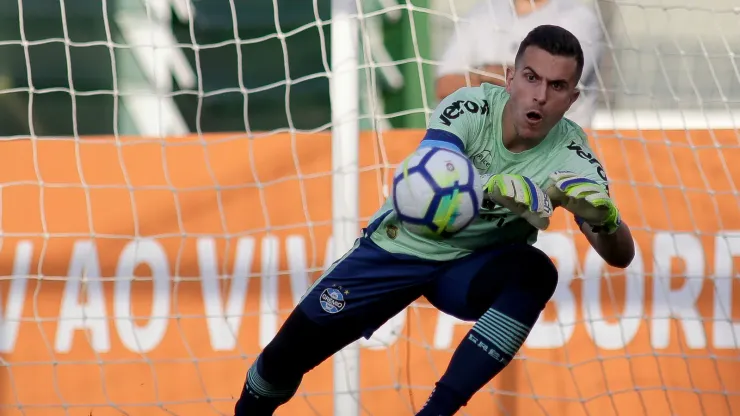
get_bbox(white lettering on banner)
[651,233,706,349]
[324,237,335,273]
[258,236,334,348]
[56,241,111,353]
[260,236,280,349]
[286,236,311,307]
[0,241,32,352]
[712,232,740,349]
[114,239,170,353]
[582,240,644,350]
[1,232,739,354]
[198,237,255,351]
[527,233,578,348]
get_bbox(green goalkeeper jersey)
[368,83,609,261]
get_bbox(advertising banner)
[0,129,738,415]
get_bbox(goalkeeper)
[234,24,634,416]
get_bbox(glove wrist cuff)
[595,212,621,235]
[574,214,621,235]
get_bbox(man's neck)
[501,101,545,153]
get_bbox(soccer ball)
[392,146,483,238]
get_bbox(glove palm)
[483,174,553,230]
[544,171,621,234]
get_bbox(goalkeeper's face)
[505,46,581,140]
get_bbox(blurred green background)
[1,0,737,137]
[0,0,433,137]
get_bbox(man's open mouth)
[526,111,543,122]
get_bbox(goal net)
[0,0,738,415]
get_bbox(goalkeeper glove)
[544,170,621,234]
[483,173,553,230]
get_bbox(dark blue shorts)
[297,214,529,339]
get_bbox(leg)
[418,244,558,416]
[234,237,437,416]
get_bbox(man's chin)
[516,122,547,141]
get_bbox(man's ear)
[505,66,515,93]
[570,87,580,104]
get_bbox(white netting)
[0,0,739,415]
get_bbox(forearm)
[581,220,635,268]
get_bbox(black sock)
[234,355,301,416]
[234,307,362,415]
[416,288,542,416]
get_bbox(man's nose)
[533,82,547,104]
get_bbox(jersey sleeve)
[420,86,490,154]
[560,128,612,229]
[562,128,610,193]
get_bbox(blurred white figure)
[435,0,603,128]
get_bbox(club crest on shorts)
[320,287,346,314]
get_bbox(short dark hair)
[514,24,584,81]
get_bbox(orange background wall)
[0,129,738,415]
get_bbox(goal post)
[329,0,360,414]
[0,0,739,416]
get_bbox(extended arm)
[546,167,634,269]
[578,217,634,268]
